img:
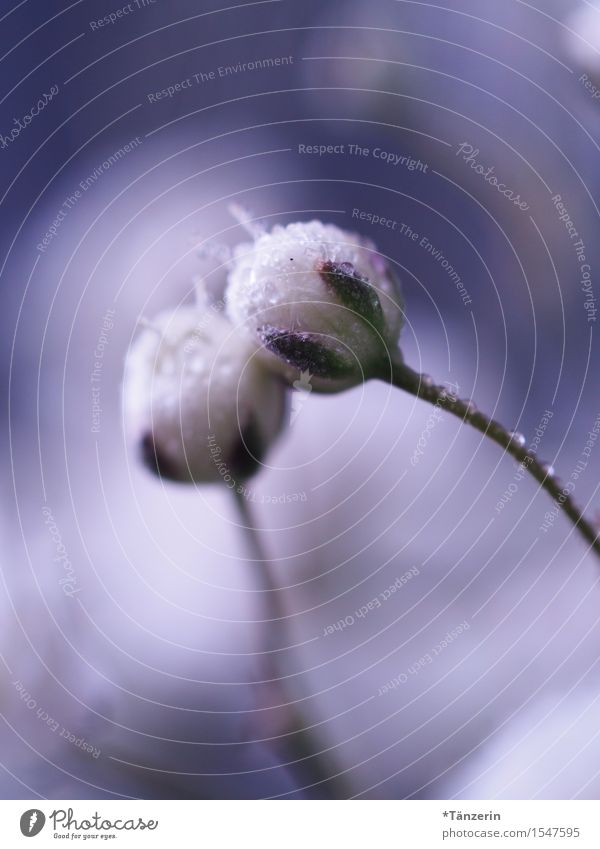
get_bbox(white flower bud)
[122,306,287,483]
[226,220,403,391]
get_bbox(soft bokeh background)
[1,0,600,799]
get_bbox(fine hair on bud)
[226,219,404,392]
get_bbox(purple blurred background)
[2,0,600,799]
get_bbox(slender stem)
[231,487,350,798]
[384,356,600,559]
[232,487,287,639]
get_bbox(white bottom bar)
[1,800,599,847]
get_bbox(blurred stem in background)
[232,488,351,799]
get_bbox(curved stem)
[231,487,350,798]
[385,357,600,560]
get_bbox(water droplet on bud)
[509,431,526,448]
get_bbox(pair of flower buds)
[123,218,404,483]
